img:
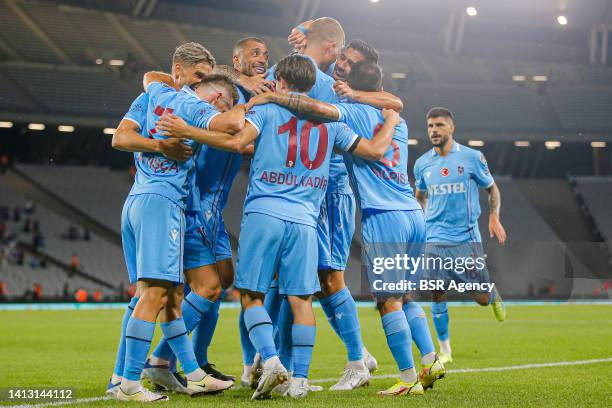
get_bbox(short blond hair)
[172,42,216,68]
[308,17,345,49]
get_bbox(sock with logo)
[320,287,363,361]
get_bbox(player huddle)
[108,17,507,402]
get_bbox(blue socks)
[264,281,283,348]
[244,306,276,361]
[431,302,450,341]
[381,310,414,371]
[123,317,156,381]
[160,318,200,375]
[403,302,435,357]
[151,291,215,362]
[277,297,294,371]
[319,288,363,361]
[239,308,256,365]
[113,297,138,378]
[192,289,225,366]
[291,324,316,379]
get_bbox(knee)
[140,287,169,311]
[190,281,221,301]
[318,270,345,296]
[377,298,402,316]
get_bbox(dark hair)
[274,55,316,93]
[426,107,454,120]
[233,37,266,57]
[347,61,383,92]
[191,74,238,104]
[346,39,379,63]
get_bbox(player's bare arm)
[111,118,193,162]
[334,81,404,112]
[415,189,428,209]
[247,92,340,122]
[143,71,180,91]
[208,104,247,134]
[487,183,507,245]
[213,65,274,95]
[156,113,257,153]
[351,108,400,160]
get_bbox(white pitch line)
[8,357,612,407]
[310,357,612,384]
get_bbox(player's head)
[191,74,237,112]
[346,61,383,92]
[273,55,316,93]
[426,107,455,147]
[172,42,216,87]
[333,39,379,81]
[303,17,345,68]
[232,37,269,77]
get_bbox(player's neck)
[303,48,327,72]
[435,139,455,157]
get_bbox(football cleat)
[141,360,189,394]
[419,356,446,390]
[116,386,169,402]
[329,367,370,391]
[363,348,379,373]
[491,289,506,322]
[438,352,453,365]
[187,373,233,396]
[283,377,309,399]
[251,358,288,400]
[250,353,263,389]
[105,379,121,398]
[202,363,236,382]
[377,380,424,397]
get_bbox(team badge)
[458,165,464,175]
[440,167,449,177]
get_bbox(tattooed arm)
[486,183,506,245]
[246,92,339,122]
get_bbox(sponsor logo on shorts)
[170,229,179,242]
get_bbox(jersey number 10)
[278,117,328,170]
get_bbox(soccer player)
[248,60,446,396]
[108,42,225,399]
[413,107,507,365]
[145,38,271,390]
[156,54,401,399]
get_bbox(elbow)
[111,133,123,150]
[393,100,404,112]
[227,118,244,134]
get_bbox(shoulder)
[459,144,486,163]
[415,150,434,167]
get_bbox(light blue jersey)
[267,56,350,194]
[123,92,148,131]
[244,101,360,227]
[414,141,494,242]
[334,102,422,212]
[129,82,219,208]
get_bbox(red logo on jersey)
[440,167,449,177]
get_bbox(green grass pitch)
[1,304,611,407]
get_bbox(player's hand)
[241,75,275,95]
[159,138,193,162]
[240,144,255,157]
[156,113,190,138]
[245,93,272,110]
[382,108,401,126]
[288,28,307,52]
[489,214,507,245]
[333,81,355,100]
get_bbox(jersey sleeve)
[244,104,267,136]
[332,122,360,153]
[472,151,495,188]
[192,100,221,129]
[333,102,356,124]
[123,92,148,130]
[413,159,427,191]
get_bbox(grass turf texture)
[1,304,611,407]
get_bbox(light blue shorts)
[121,194,184,284]
[361,209,426,296]
[183,203,233,270]
[317,192,356,270]
[235,212,319,296]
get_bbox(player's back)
[244,102,358,227]
[336,102,421,212]
[130,83,207,208]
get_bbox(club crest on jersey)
[440,167,449,177]
[458,165,464,175]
